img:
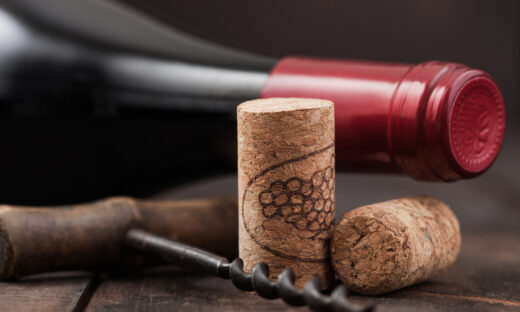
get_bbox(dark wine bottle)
[0,7,505,204]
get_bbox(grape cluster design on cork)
[258,166,335,236]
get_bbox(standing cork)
[331,196,461,295]
[238,98,335,288]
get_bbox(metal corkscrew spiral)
[125,229,374,312]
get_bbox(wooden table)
[1,134,519,312]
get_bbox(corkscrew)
[126,229,374,312]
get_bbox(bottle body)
[0,8,507,206]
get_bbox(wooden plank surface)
[83,231,520,312]
[0,272,96,312]
[85,132,520,312]
[349,231,520,312]
[4,132,520,311]
[85,267,299,312]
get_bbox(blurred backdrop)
[120,0,520,116]
[0,0,518,206]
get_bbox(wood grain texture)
[85,267,299,312]
[3,132,520,311]
[84,231,520,312]
[347,231,520,311]
[85,148,520,312]
[0,272,96,312]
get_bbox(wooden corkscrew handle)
[0,196,237,280]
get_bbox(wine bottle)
[0,7,506,205]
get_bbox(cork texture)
[331,196,461,295]
[237,98,335,288]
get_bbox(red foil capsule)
[261,57,506,181]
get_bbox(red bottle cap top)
[447,77,505,176]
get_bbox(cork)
[237,98,335,288]
[331,196,461,295]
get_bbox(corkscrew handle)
[125,229,373,312]
[0,197,237,279]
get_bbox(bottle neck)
[261,56,412,173]
[261,57,505,181]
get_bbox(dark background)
[119,0,519,121]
